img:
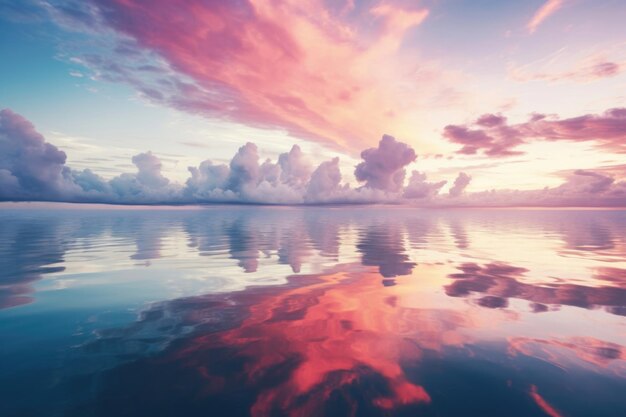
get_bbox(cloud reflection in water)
[0,206,625,416]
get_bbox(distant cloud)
[527,0,565,34]
[354,135,417,192]
[444,107,626,156]
[449,172,471,197]
[403,171,447,199]
[278,145,312,189]
[107,151,180,203]
[0,108,180,204]
[2,108,625,207]
[443,114,524,157]
[446,169,626,207]
[305,158,346,203]
[132,151,170,188]
[510,59,625,83]
[0,109,71,199]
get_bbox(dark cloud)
[477,295,508,309]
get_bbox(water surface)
[0,205,625,416]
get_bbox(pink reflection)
[529,385,564,417]
[151,264,476,415]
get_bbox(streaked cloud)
[70,0,438,153]
[444,107,626,157]
[527,0,565,34]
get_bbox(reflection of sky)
[0,206,625,416]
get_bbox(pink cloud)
[439,169,626,208]
[527,0,565,34]
[449,172,471,197]
[91,0,431,152]
[444,107,626,156]
[529,108,626,152]
[510,60,625,83]
[443,115,524,157]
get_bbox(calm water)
[0,205,625,417]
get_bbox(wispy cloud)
[527,0,565,34]
[22,0,473,154]
[511,60,624,83]
[509,47,626,83]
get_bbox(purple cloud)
[0,109,69,199]
[278,145,312,189]
[403,171,447,199]
[2,108,624,207]
[133,151,170,188]
[444,107,626,156]
[449,172,471,197]
[304,158,339,202]
[354,135,417,192]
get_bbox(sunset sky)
[1,0,625,206]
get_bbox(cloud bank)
[2,108,626,207]
[0,108,440,205]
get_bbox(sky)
[0,0,625,206]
